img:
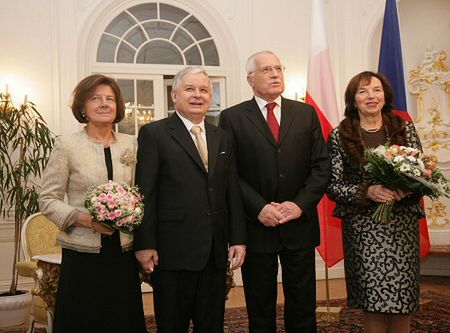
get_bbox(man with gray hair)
[220,51,330,332]
[134,66,246,332]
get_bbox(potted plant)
[0,90,54,327]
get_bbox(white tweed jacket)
[38,129,137,253]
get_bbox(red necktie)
[266,102,279,142]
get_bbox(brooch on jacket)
[120,148,137,167]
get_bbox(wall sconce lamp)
[295,91,306,102]
[286,78,306,102]
[1,84,28,106]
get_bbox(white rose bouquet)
[84,181,144,233]
[364,143,450,223]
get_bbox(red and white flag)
[306,0,343,267]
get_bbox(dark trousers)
[242,247,317,333]
[150,253,227,333]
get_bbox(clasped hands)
[367,184,410,203]
[258,201,302,227]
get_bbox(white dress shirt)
[176,111,207,148]
[254,95,282,125]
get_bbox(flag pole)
[325,263,330,312]
[316,261,341,322]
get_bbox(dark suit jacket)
[219,97,330,253]
[134,113,246,271]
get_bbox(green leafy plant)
[0,92,54,295]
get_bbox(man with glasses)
[219,50,330,333]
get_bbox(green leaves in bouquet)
[372,201,394,224]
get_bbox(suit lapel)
[205,122,219,178]
[167,113,207,173]
[245,98,278,146]
[279,97,296,144]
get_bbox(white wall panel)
[1,0,449,287]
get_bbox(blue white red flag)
[378,0,430,257]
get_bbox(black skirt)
[53,232,148,333]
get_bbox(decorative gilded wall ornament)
[426,200,450,227]
[408,46,450,228]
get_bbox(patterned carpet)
[1,291,448,332]
[144,291,450,333]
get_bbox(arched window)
[97,3,220,66]
[91,1,226,136]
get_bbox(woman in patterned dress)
[327,71,424,333]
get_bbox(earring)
[81,109,89,122]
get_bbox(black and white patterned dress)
[327,121,424,314]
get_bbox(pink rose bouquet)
[364,143,450,223]
[84,181,144,233]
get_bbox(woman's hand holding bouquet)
[364,143,450,223]
[84,181,144,234]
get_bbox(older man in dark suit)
[134,67,246,333]
[219,51,330,333]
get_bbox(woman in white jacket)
[39,74,147,333]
